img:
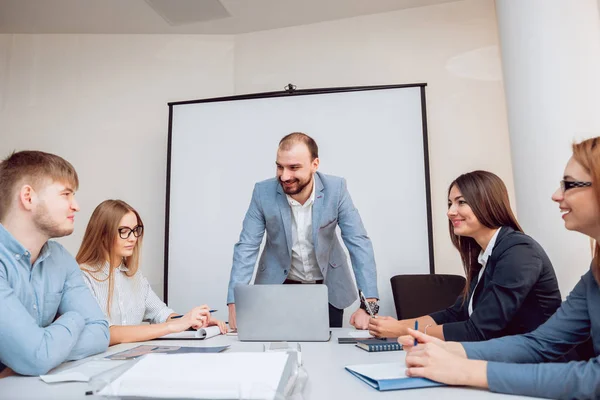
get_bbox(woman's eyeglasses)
[560,180,592,192]
[118,225,144,239]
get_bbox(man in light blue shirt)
[0,150,109,377]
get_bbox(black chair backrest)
[390,274,466,319]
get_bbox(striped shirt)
[80,262,174,326]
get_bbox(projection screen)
[165,84,433,324]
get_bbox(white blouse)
[468,227,502,316]
[81,262,174,326]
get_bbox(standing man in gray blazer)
[227,132,379,329]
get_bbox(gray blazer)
[227,172,378,309]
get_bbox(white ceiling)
[0,0,461,35]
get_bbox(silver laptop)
[235,284,331,342]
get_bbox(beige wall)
[235,0,513,280]
[0,0,513,299]
[0,34,235,294]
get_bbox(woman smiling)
[400,137,600,399]
[369,171,562,342]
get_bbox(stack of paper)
[99,352,293,399]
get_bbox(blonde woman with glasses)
[77,200,225,345]
[399,137,600,399]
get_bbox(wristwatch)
[360,299,380,315]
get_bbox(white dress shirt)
[81,262,174,326]
[286,180,324,283]
[468,227,502,316]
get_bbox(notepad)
[345,362,444,391]
[355,338,403,352]
[98,352,295,399]
[157,325,222,340]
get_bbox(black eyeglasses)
[560,180,592,192]
[118,225,143,239]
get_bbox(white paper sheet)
[40,360,127,383]
[346,362,409,380]
[99,352,290,399]
[348,330,373,338]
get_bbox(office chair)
[390,274,466,319]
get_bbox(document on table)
[157,325,222,340]
[105,344,229,360]
[40,360,128,383]
[98,352,292,399]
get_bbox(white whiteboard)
[166,85,433,325]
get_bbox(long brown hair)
[571,137,600,284]
[448,171,523,300]
[76,200,144,315]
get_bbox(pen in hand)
[358,289,376,318]
[414,321,419,347]
[171,310,218,319]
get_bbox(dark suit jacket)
[430,227,562,342]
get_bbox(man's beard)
[280,175,312,195]
[33,202,73,238]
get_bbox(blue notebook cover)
[345,362,445,391]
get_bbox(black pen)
[358,290,375,318]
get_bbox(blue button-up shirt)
[0,224,109,376]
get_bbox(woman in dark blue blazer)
[400,137,600,399]
[369,170,562,341]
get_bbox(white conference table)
[0,329,540,400]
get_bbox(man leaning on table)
[0,150,109,377]
[226,132,379,329]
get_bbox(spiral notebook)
[355,338,402,352]
[157,326,222,340]
[345,362,444,391]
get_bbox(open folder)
[157,325,222,340]
[345,362,444,391]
